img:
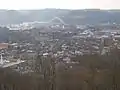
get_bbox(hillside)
[0,9,120,24]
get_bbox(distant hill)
[0,27,9,42]
[1,9,120,24]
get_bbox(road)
[2,60,25,68]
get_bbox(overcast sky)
[1,0,120,10]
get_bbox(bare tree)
[35,54,56,90]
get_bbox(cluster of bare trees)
[58,48,120,90]
[1,48,120,90]
[34,54,56,90]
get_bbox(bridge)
[48,17,66,25]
